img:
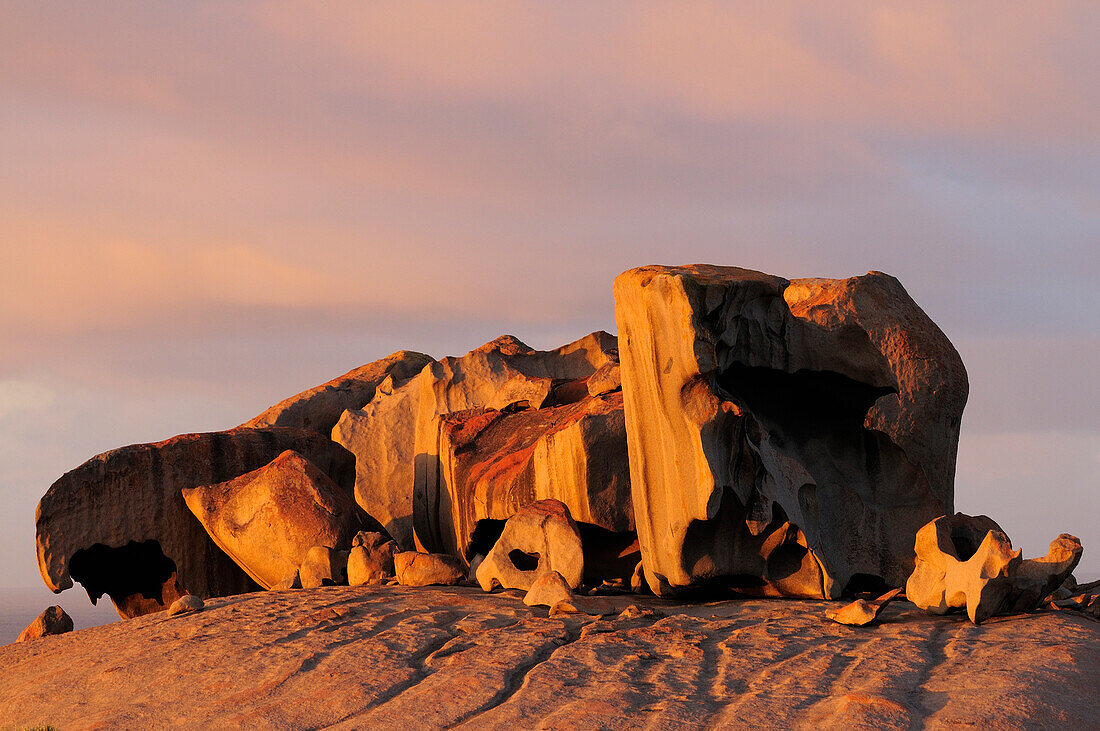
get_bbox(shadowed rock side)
[242,350,434,437]
[1,587,1097,729]
[332,332,617,550]
[35,428,356,615]
[613,265,968,598]
[182,450,386,590]
[431,390,632,563]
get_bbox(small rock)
[825,588,902,627]
[523,571,575,609]
[167,595,204,617]
[17,606,73,642]
[393,551,464,587]
[347,532,398,586]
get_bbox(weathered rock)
[243,350,433,437]
[300,546,349,588]
[35,428,355,615]
[181,450,382,590]
[393,551,464,587]
[613,265,968,598]
[332,332,617,550]
[476,500,584,592]
[16,606,73,642]
[586,361,621,397]
[906,513,1082,624]
[347,532,399,586]
[523,570,575,609]
[167,594,204,617]
[825,588,903,627]
[431,390,632,564]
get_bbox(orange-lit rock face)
[906,513,1082,624]
[613,265,968,598]
[332,331,618,550]
[35,427,356,604]
[182,450,382,590]
[429,390,632,564]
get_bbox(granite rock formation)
[181,450,382,590]
[243,351,433,437]
[347,532,399,586]
[476,500,585,591]
[430,389,631,564]
[613,265,968,598]
[300,546,349,588]
[906,513,1082,624]
[16,606,73,642]
[393,551,464,587]
[36,428,355,615]
[332,332,617,549]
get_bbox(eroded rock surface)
[243,350,433,436]
[906,513,1082,624]
[613,265,968,598]
[332,332,617,549]
[2,586,1097,729]
[432,390,632,563]
[476,500,585,591]
[36,428,355,613]
[182,450,381,590]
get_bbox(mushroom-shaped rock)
[906,513,1082,624]
[332,332,617,549]
[167,594,204,617]
[431,390,632,564]
[242,350,433,437]
[300,546,349,588]
[347,532,399,586]
[181,450,382,590]
[825,588,903,627]
[393,552,464,587]
[613,265,968,598]
[476,500,584,592]
[35,427,355,616]
[16,606,73,642]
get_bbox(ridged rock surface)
[432,390,631,562]
[243,350,434,437]
[36,428,356,606]
[332,332,617,550]
[613,265,968,598]
[182,450,383,590]
[1,586,1096,729]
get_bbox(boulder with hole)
[476,500,584,592]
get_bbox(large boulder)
[36,428,355,616]
[242,350,433,437]
[431,390,632,564]
[613,265,968,598]
[181,450,383,590]
[16,606,73,642]
[332,332,617,550]
[393,551,464,587]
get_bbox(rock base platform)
[2,586,1098,729]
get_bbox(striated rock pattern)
[431,390,631,563]
[332,332,617,550]
[243,350,433,437]
[1,586,1097,729]
[36,428,355,611]
[613,265,968,598]
[477,500,585,592]
[906,513,1082,624]
[182,450,382,590]
[16,606,73,643]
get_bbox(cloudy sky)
[1,1,1097,595]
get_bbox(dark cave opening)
[69,540,181,616]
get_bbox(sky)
[1,1,1097,595]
